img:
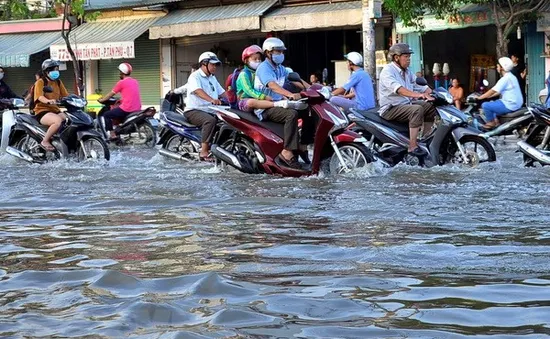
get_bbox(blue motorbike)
[157,92,228,162]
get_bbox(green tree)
[383,0,547,58]
[0,0,55,20]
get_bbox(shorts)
[34,111,53,123]
[238,99,253,112]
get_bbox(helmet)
[241,45,263,63]
[262,37,286,52]
[498,57,514,72]
[118,62,133,75]
[388,43,414,59]
[41,59,60,72]
[198,51,221,64]
[345,52,363,66]
[285,67,294,74]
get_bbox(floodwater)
[1,140,549,338]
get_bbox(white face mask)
[249,61,261,70]
[0,73,4,81]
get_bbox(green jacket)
[236,66,266,100]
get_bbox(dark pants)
[263,107,315,151]
[104,107,130,131]
[382,101,436,128]
[184,109,217,143]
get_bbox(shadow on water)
[1,143,550,338]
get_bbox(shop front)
[536,11,550,103]
[50,15,162,107]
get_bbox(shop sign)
[50,41,135,61]
[537,13,550,32]
[396,11,493,34]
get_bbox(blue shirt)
[254,60,288,119]
[342,68,375,110]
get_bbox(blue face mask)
[49,71,60,80]
[272,54,285,65]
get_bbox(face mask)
[272,54,285,65]
[249,61,261,70]
[0,73,4,81]
[49,71,60,80]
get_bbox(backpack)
[29,77,60,113]
[225,68,242,109]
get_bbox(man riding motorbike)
[254,37,314,169]
[184,51,228,162]
[378,43,435,157]
[32,59,70,151]
[473,57,524,130]
[0,67,18,100]
[98,63,142,141]
[330,52,375,111]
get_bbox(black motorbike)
[1,92,109,163]
[96,98,158,148]
[517,104,550,166]
[348,78,496,167]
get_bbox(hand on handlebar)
[210,99,222,105]
[418,93,434,101]
[288,93,302,101]
[48,99,57,105]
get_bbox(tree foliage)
[383,0,547,57]
[0,0,56,21]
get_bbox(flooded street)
[1,140,549,338]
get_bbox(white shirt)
[378,62,429,116]
[493,72,523,111]
[185,69,225,112]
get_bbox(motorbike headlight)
[439,108,462,124]
[11,98,25,108]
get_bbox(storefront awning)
[396,5,493,34]
[0,31,61,67]
[149,0,278,39]
[261,1,362,32]
[49,17,159,61]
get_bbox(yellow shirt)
[33,78,69,114]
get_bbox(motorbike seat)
[500,108,528,119]
[227,109,285,138]
[163,111,196,128]
[354,108,410,134]
[117,107,156,125]
[18,113,47,130]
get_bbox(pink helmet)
[118,62,133,75]
[241,45,263,63]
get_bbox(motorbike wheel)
[163,134,197,159]
[523,125,549,167]
[14,134,58,163]
[219,137,259,173]
[453,135,496,166]
[329,143,374,174]
[77,136,110,162]
[129,122,156,148]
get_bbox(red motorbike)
[210,84,375,177]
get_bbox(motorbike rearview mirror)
[415,77,428,86]
[11,98,25,108]
[482,79,489,86]
[43,86,54,93]
[287,72,302,82]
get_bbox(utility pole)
[362,0,376,79]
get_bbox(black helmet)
[42,59,60,72]
[388,43,414,59]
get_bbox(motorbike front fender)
[1,110,17,151]
[452,125,486,141]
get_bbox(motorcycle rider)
[254,37,315,169]
[98,63,142,140]
[33,59,69,151]
[0,67,18,99]
[378,43,435,157]
[184,51,228,161]
[473,57,523,129]
[236,44,292,112]
[330,52,375,111]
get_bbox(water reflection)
[1,146,550,337]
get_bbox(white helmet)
[498,57,514,72]
[118,62,133,75]
[198,51,221,64]
[262,37,286,52]
[345,52,363,66]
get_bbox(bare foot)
[41,141,55,151]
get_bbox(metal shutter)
[98,33,160,106]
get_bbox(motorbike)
[1,91,110,163]
[347,78,496,168]
[517,104,550,166]
[156,92,225,162]
[96,98,158,148]
[209,77,375,177]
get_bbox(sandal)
[199,155,216,163]
[277,155,302,169]
[40,142,55,152]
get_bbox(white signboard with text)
[50,41,135,61]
